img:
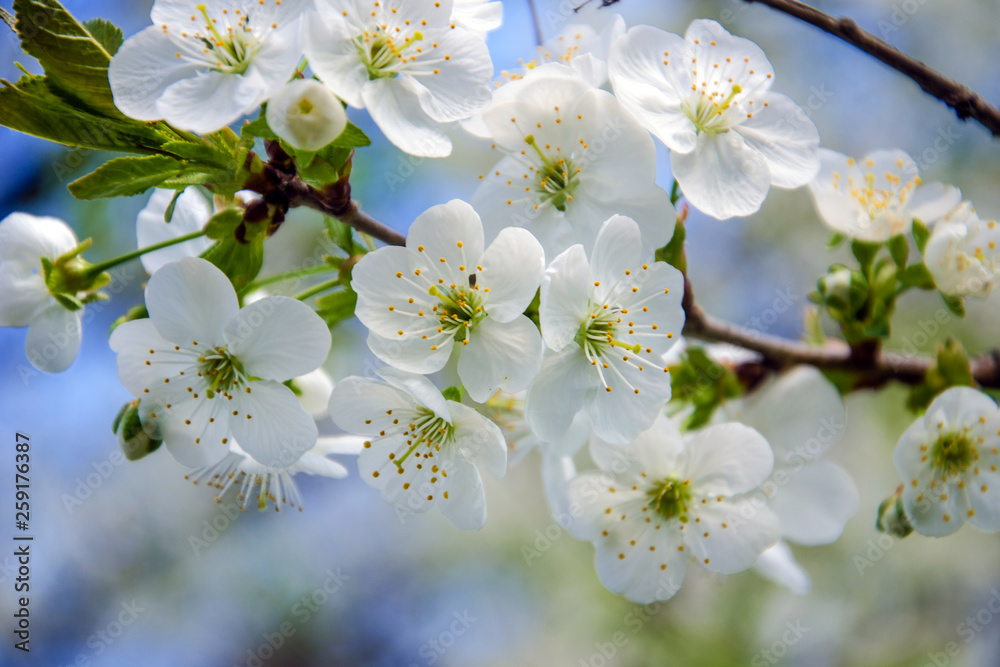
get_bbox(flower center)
[355,30,424,80]
[683,84,742,135]
[525,134,579,212]
[574,308,640,357]
[199,347,248,399]
[646,477,692,522]
[393,407,455,469]
[930,430,976,478]
[429,284,486,342]
[832,164,921,223]
[194,4,260,75]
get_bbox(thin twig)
[743,0,1000,137]
[526,0,544,46]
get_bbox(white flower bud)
[266,79,348,152]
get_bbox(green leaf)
[0,75,171,153]
[82,18,123,55]
[161,140,232,168]
[441,386,463,403]
[907,339,974,412]
[163,190,183,222]
[242,115,277,140]
[851,240,880,273]
[13,0,122,117]
[941,292,966,318]
[315,288,358,327]
[887,233,909,268]
[68,155,190,199]
[897,263,936,290]
[329,122,371,148]
[654,218,686,273]
[203,208,244,241]
[826,232,846,249]
[323,216,367,256]
[201,238,264,291]
[912,219,931,254]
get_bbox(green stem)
[294,278,342,301]
[86,231,206,276]
[669,179,681,206]
[241,263,339,294]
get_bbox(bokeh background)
[1,0,999,665]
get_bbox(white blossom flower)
[0,212,84,373]
[110,257,332,468]
[924,202,1000,297]
[109,0,308,134]
[451,0,503,37]
[351,199,544,403]
[894,387,1000,537]
[186,435,364,511]
[290,368,335,419]
[329,367,507,529]
[808,148,962,242]
[137,188,214,275]
[305,0,493,157]
[265,79,349,151]
[525,215,684,445]
[609,20,820,220]
[566,416,779,603]
[753,541,811,595]
[471,63,674,260]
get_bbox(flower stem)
[242,263,339,294]
[294,278,342,301]
[86,231,206,276]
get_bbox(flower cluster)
[2,0,998,610]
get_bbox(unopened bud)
[266,80,348,152]
[876,484,913,539]
[113,400,162,462]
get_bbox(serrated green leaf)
[0,74,171,153]
[201,238,263,291]
[203,208,243,241]
[82,18,123,55]
[161,140,232,168]
[887,233,909,267]
[329,122,371,148]
[912,219,931,254]
[13,0,122,117]
[68,155,188,199]
[242,115,277,140]
[163,189,182,222]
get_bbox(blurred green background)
[1,1,999,665]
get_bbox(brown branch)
[743,0,1000,137]
[292,186,407,247]
[681,277,1000,390]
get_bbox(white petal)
[594,413,685,478]
[769,460,859,546]
[754,541,811,595]
[538,244,591,351]
[311,434,367,457]
[903,473,968,537]
[0,265,49,327]
[541,455,577,520]
[361,78,452,157]
[739,366,845,462]
[608,26,696,153]
[966,467,1000,533]
[525,347,599,443]
[25,304,81,373]
[409,27,493,123]
[458,315,542,402]
[377,366,452,419]
[407,199,485,271]
[585,352,673,445]
[109,318,187,396]
[437,457,488,530]
[908,182,963,225]
[449,401,507,480]
[145,257,239,346]
[231,380,318,468]
[293,369,335,419]
[478,227,545,323]
[0,213,77,265]
[152,395,230,468]
[593,523,688,603]
[136,189,213,275]
[328,376,414,435]
[736,92,820,188]
[590,215,642,288]
[683,423,774,496]
[305,14,369,109]
[157,69,264,134]
[367,329,454,375]
[671,131,771,219]
[225,296,331,382]
[687,498,780,574]
[109,26,201,122]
